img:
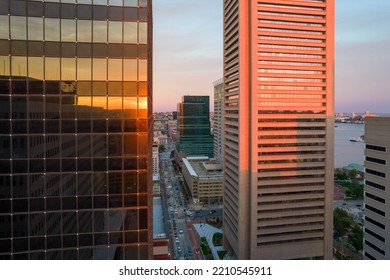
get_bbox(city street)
[333,199,363,224]
[159,141,195,260]
[158,136,226,260]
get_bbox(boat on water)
[349,135,364,143]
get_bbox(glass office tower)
[177,96,214,158]
[0,0,152,260]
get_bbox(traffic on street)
[158,139,222,260]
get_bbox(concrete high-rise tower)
[213,79,224,163]
[0,0,153,260]
[363,117,390,260]
[223,0,334,259]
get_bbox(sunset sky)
[153,0,390,113]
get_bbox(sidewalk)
[186,219,205,260]
[193,222,223,260]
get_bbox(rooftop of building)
[182,156,223,180]
[153,197,166,240]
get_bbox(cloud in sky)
[153,0,390,113]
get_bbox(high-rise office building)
[176,96,214,158]
[363,117,390,260]
[223,0,334,259]
[0,0,152,260]
[152,142,159,176]
[213,79,224,163]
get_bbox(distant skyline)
[153,0,390,113]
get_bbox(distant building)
[213,79,224,163]
[152,142,159,176]
[363,117,390,260]
[182,156,223,205]
[176,96,214,158]
[158,135,168,147]
[172,111,178,120]
[167,120,178,139]
[153,175,161,196]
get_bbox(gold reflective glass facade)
[0,0,152,260]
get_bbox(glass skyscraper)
[0,0,152,260]
[176,96,214,158]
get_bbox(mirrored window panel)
[0,16,9,40]
[123,82,137,96]
[124,22,137,44]
[11,57,27,78]
[138,60,147,81]
[92,96,107,111]
[139,23,147,44]
[11,16,27,40]
[123,59,137,81]
[108,82,122,96]
[77,81,92,96]
[123,97,137,118]
[61,58,76,81]
[139,0,148,7]
[45,18,60,42]
[107,96,122,118]
[45,57,60,80]
[108,59,122,81]
[94,0,107,5]
[78,0,93,4]
[108,21,122,43]
[93,59,107,81]
[92,82,107,96]
[0,56,10,76]
[28,18,43,41]
[109,0,123,6]
[77,96,92,116]
[138,97,147,119]
[93,21,107,43]
[28,57,44,80]
[61,19,76,42]
[77,58,92,81]
[124,0,138,6]
[77,20,92,42]
[138,82,147,96]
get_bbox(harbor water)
[334,123,364,168]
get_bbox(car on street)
[179,229,183,234]
[177,246,182,253]
[188,249,193,256]
[175,237,179,243]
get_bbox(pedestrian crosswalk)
[171,218,186,224]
